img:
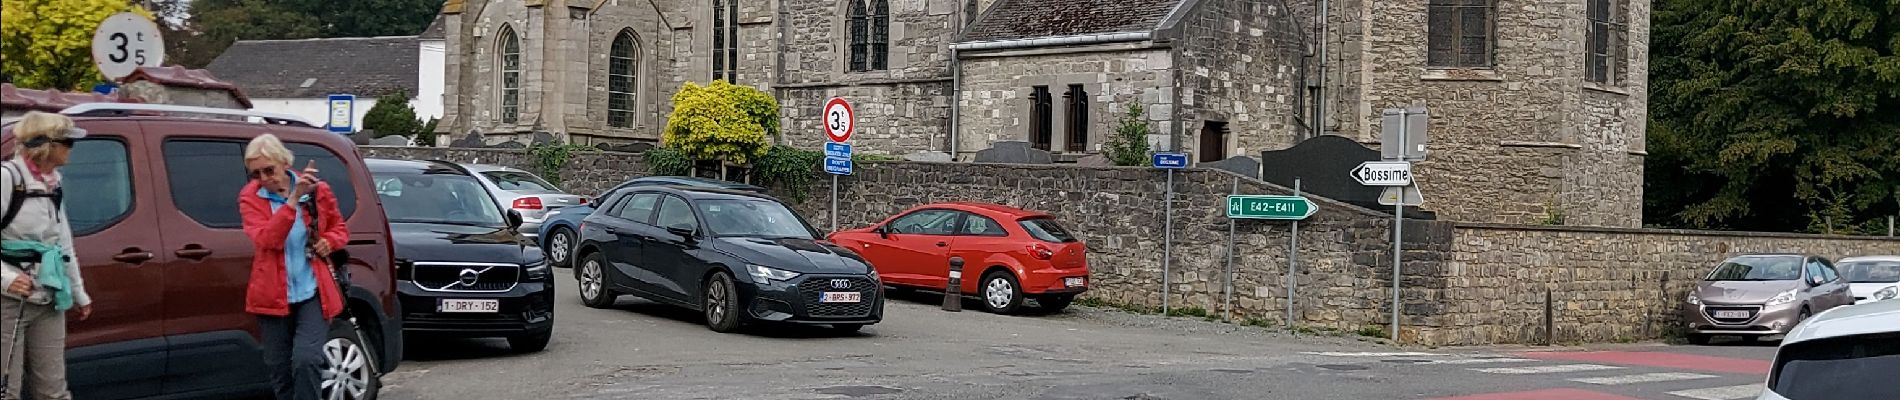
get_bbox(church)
[434,0,1653,228]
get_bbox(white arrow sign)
[1352,161,1414,186]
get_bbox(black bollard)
[942,256,965,312]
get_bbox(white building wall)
[251,97,407,132]
[418,39,447,121]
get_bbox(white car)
[1755,296,1900,399]
[457,163,587,239]
[1837,256,1900,305]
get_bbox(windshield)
[1839,261,1900,283]
[482,171,560,193]
[1768,332,1900,399]
[697,198,817,239]
[374,173,509,227]
[1019,217,1077,243]
[1705,256,1805,281]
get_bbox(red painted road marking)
[1513,351,1771,375]
[1425,388,1643,400]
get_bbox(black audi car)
[572,185,883,333]
[366,159,555,352]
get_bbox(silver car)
[460,163,587,239]
[1682,254,1857,345]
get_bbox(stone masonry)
[364,147,1894,346]
[1316,0,1651,227]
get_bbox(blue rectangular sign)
[823,156,852,175]
[824,142,852,159]
[326,94,355,133]
[1151,152,1188,169]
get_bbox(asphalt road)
[381,269,1778,400]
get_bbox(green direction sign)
[1226,195,1317,220]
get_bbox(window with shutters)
[609,30,639,128]
[711,0,739,82]
[497,25,522,124]
[1063,84,1089,152]
[847,0,890,71]
[1028,86,1053,151]
[1586,0,1628,85]
[1426,0,1495,68]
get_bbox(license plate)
[439,299,499,313]
[1713,310,1749,319]
[821,292,861,303]
[1064,277,1086,288]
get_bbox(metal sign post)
[1153,153,1187,314]
[1287,178,1301,327]
[1375,106,1427,342]
[1223,176,1238,322]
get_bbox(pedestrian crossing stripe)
[1471,364,1624,374]
[1666,384,1761,400]
[1300,351,1448,357]
[1418,358,1539,365]
[1568,372,1718,385]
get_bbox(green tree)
[415,117,439,146]
[361,91,422,139]
[1103,103,1153,166]
[661,80,774,179]
[0,0,153,90]
[1647,0,1900,233]
[184,0,439,65]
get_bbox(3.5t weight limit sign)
[824,98,854,143]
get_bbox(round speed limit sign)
[823,97,854,143]
[91,12,166,81]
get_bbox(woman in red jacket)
[239,133,347,400]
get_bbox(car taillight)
[513,197,544,209]
[1029,244,1054,260]
[578,197,589,205]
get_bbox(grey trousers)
[0,297,71,400]
[259,299,325,400]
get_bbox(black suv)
[365,159,554,351]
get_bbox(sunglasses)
[248,166,281,180]
[23,137,75,148]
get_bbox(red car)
[828,203,1088,314]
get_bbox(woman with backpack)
[0,111,93,400]
[238,133,348,400]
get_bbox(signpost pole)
[1223,176,1238,322]
[1390,110,1408,342]
[1286,178,1300,327]
[830,175,839,232]
[1162,168,1174,315]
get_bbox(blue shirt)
[258,176,317,303]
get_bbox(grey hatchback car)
[1682,254,1857,344]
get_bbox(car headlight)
[1687,293,1701,305]
[867,267,880,282]
[746,264,801,284]
[1765,289,1798,306]
[1876,286,1898,301]
[525,261,550,280]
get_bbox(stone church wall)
[955,47,1175,158]
[1322,0,1649,227]
[1170,0,1312,161]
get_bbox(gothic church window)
[1586,0,1628,85]
[498,26,522,124]
[712,0,739,82]
[609,30,639,128]
[1028,86,1053,151]
[1426,0,1495,68]
[848,0,889,71]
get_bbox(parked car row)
[1683,254,1900,345]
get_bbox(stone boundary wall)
[1418,223,1900,346]
[356,146,1900,346]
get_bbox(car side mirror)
[507,210,524,230]
[875,225,890,238]
[666,225,697,240]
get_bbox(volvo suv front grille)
[411,262,521,293]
